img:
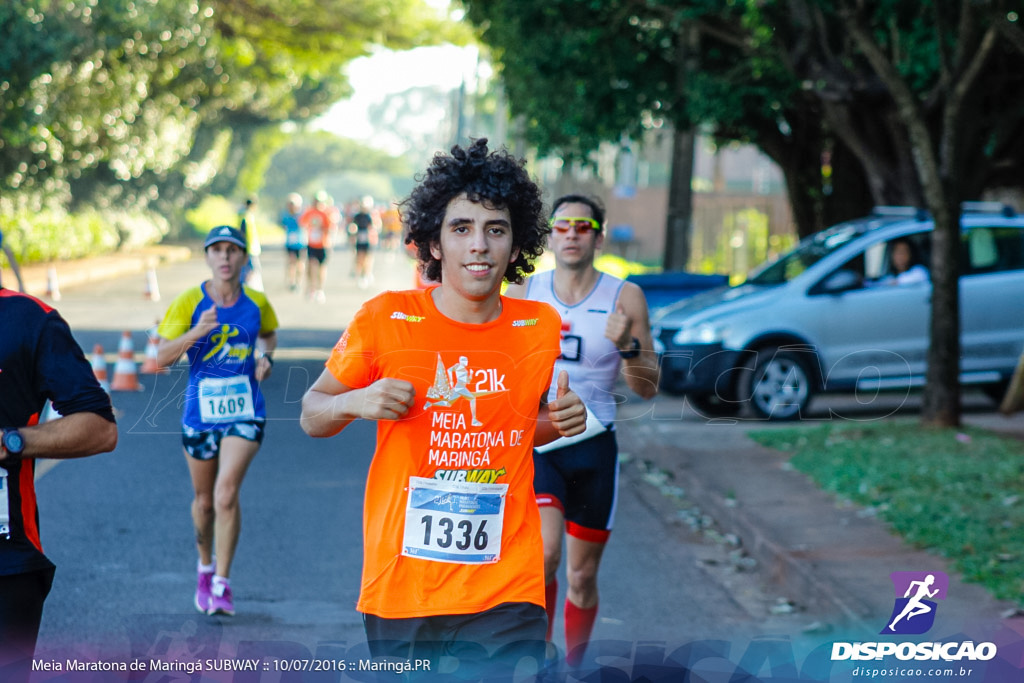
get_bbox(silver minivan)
[652,204,1024,420]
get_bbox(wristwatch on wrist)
[618,337,641,359]
[2,429,25,461]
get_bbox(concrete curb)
[644,437,878,632]
[17,245,193,298]
[615,412,1023,638]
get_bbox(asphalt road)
[31,246,836,679]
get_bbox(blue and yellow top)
[158,283,278,430]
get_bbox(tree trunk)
[889,117,961,427]
[663,23,699,271]
[838,4,968,427]
[664,125,695,270]
[921,198,961,427]
[822,138,875,227]
[779,157,821,241]
[914,21,1000,428]
[823,104,917,205]
[753,98,825,240]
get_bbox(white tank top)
[525,270,626,426]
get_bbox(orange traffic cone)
[110,331,142,391]
[46,266,62,301]
[144,267,161,301]
[91,344,111,393]
[140,322,167,375]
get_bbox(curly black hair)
[402,138,548,285]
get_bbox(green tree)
[200,0,464,200]
[460,0,870,269]
[464,0,1024,426]
[261,130,412,208]
[777,1,1024,426]
[1,0,463,238]
[366,84,479,165]
[1,1,207,196]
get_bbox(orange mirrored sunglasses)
[549,217,601,233]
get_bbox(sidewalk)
[615,398,1024,645]
[13,244,194,298]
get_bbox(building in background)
[537,130,796,279]
[315,45,796,280]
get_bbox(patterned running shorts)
[182,420,266,461]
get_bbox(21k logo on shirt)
[423,354,507,427]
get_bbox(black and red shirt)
[0,288,115,576]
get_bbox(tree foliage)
[261,130,413,208]
[1,0,460,237]
[460,0,856,245]
[753,1,1024,206]
[463,1,1024,239]
[797,1,1024,427]
[464,0,1024,425]
[366,84,476,165]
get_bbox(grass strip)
[749,419,1024,605]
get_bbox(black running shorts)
[533,429,618,542]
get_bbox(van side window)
[865,233,931,286]
[863,242,887,280]
[837,252,865,279]
[962,227,1024,274]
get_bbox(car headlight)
[673,323,727,345]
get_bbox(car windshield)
[747,225,864,285]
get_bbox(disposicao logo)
[882,571,947,635]
[830,570,998,663]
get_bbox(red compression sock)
[564,599,597,667]
[544,580,558,641]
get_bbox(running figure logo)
[202,324,245,364]
[423,354,498,427]
[881,571,948,635]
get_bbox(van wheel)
[745,349,814,421]
[688,393,742,418]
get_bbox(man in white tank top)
[505,194,659,669]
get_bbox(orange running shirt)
[326,288,561,619]
[300,207,333,249]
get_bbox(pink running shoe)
[208,579,235,616]
[194,567,214,613]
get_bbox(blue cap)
[204,225,247,251]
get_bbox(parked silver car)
[652,203,1024,420]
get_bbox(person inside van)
[875,237,929,286]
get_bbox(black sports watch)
[618,337,641,359]
[2,429,25,461]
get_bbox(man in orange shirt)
[301,139,587,679]
[299,191,335,303]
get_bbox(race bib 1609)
[199,375,255,423]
